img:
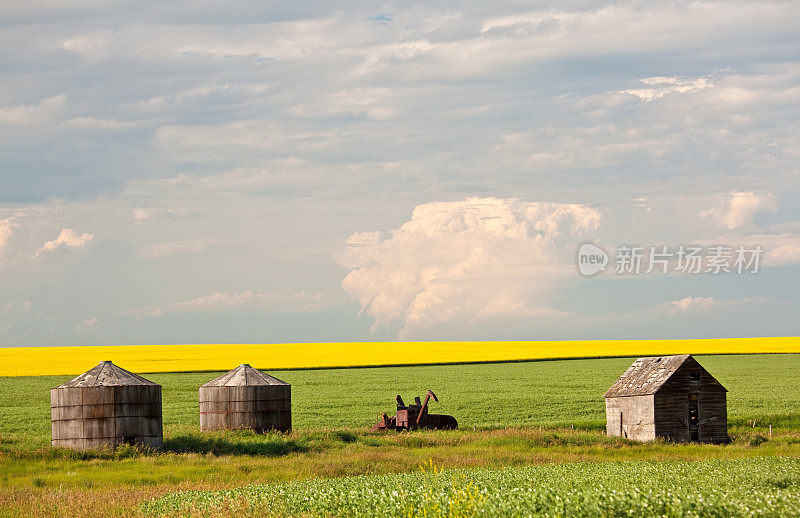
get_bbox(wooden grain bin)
[199,364,291,432]
[604,354,728,443]
[51,361,162,451]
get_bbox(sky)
[1,1,799,346]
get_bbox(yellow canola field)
[1,337,799,377]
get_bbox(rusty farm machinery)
[371,390,458,431]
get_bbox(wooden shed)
[199,364,291,432]
[604,354,728,443]
[51,361,163,451]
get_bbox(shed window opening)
[690,371,701,381]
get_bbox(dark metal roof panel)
[57,361,159,387]
[604,354,691,397]
[200,364,289,387]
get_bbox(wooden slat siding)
[653,356,728,443]
[605,395,656,441]
[199,384,291,432]
[50,385,163,451]
[703,392,728,443]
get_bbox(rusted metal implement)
[371,390,457,431]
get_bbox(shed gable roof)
[57,361,159,388]
[603,354,724,398]
[201,364,288,387]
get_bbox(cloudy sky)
[1,1,799,346]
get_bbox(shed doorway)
[688,394,699,441]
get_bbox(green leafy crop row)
[143,457,800,517]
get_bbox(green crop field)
[5,354,800,442]
[143,457,800,517]
[2,354,800,517]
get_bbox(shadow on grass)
[331,430,358,443]
[19,443,147,461]
[163,433,310,456]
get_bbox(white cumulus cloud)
[34,228,94,257]
[132,207,183,224]
[137,239,219,259]
[621,76,713,102]
[75,317,100,332]
[337,197,600,337]
[665,296,765,314]
[0,217,18,254]
[700,191,778,230]
[723,191,778,230]
[127,290,325,318]
[767,244,800,266]
[0,95,66,126]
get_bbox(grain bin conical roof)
[57,361,159,388]
[201,364,288,387]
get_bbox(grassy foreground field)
[1,354,800,516]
